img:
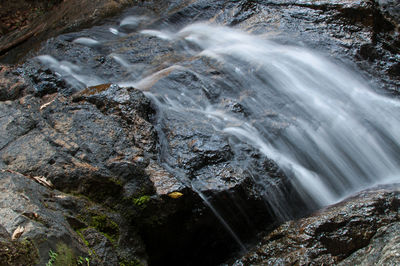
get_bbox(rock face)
[0,67,281,265]
[0,71,153,264]
[0,168,149,265]
[166,0,400,93]
[0,0,399,265]
[0,170,86,265]
[0,65,27,101]
[0,84,155,199]
[235,186,400,265]
[0,0,136,63]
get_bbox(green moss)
[119,258,142,266]
[0,238,39,265]
[47,243,76,266]
[46,249,58,266]
[76,230,90,247]
[110,177,123,186]
[132,195,151,208]
[91,215,119,242]
[46,243,92,266]
[75,228,98,260]
[55,243,76,266]
[77,256,91,266]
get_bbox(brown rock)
[0,65,27,101]
[236,186,400,265]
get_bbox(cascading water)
[166,24,400,202]
[36,18,400,243]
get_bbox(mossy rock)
[91,215,119,242]
[132,195,151,208]
[46,242,91,266]
[52,243,76,266]
[119,258,142,266]
[0,239,39,266]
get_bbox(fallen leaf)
[12,226,25,240]
[39,99,54,110]
[31,176,54,189]
[2,169,54,189]
[168,192,183,199]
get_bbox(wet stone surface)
[0,75,282,265]
[0,0,399,265]
[235,185,400,265]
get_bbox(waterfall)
[141,23,400,206]
[37,21,400,221]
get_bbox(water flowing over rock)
[0,0,399,265]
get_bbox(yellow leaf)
[168,192,183,199]
[12,226,25,240]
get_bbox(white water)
[140,23,400,206]
[38,20,400,228]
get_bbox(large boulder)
[0,75,288,265]
[235,185,400,265]
[0,79,155,264]
[0,84,156,201]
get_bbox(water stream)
[36,17,400,248]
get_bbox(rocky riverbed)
[0,0,399,265]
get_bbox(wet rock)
[81,227,119,266]
[159,109,233,175]
[0,170,87,265]
[0,75,273,265]
[32,28,175,86]
[149,0,230,28]
[0,86,156,201]
[25,66,68,97]
[218,0,400,92]
[340,222,400,265]
[1,0,399,265]
[73,84,153,118]
[235,185,400,265]
[0,169,147,265]
[73,83,157,152]
[192,162,246,191]
[0,101,36,150]
[222,98,248,116]
[0,82,157,264]
[0,225,10,241]
[114,34,174,70]
[0,65,27,101]
[145,162,185,195]
[0,0,137,64]
[377,0,400,25]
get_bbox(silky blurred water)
[38,20,400,220]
